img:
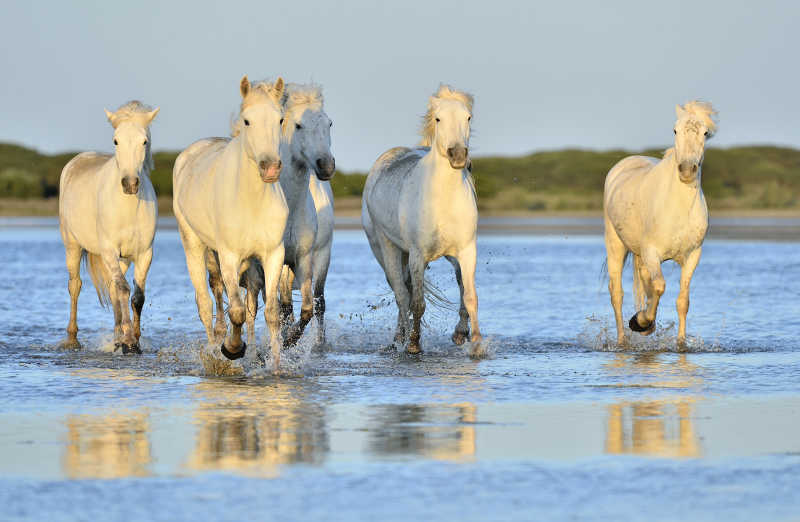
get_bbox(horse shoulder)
[61,152,112,189]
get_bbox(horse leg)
[285,253,313,347]
[179,228,215,343]
[455,242,482,348]
[446,255,470,345]
[407,250,427,354]
[206,250,227,342]
[243,262,261,347]
[379,235,410,349]
[218,253,247,359]
[130,248,152,351]
[604,221,627,346]
[259,246,285,370]
[62,242,83,349]
[101,251,136,353]
[676,247,702,349]
[279,265,295,328]
[312,247,331,348]
[630,250,665,334]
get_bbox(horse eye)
[704,131,709,137]
[673,129,676,135]
[329,121,333,128]
[243,119,250,126]
[143,139,148,145]
[295,123,302,130]
[280,118,284,125]
[468,116,471,122]
[435,118,440,123]
[113,139,118,145]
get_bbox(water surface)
[0,219,798,521]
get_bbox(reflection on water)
[64,411,152,478]
[603,353,702,458]
[367,403,477,461]
[605,400,700,458]
[186,380,328,475]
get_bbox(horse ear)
[240,75,250,98]
[146,107,160,125]
[675,104,686,119]
[105,109,117,128]
[274,77,285,98]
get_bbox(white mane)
[679,100,718,137]
[419,85,474,147]
[107,101,155,128]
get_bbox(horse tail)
[82,252,111,308]
[423,276,456,311]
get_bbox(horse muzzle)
[447,145,469,170]
[314,156,336,181]
[121,176,140,195]
[678,162,699,184]
[258,159,282,183]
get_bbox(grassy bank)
[1,143,798,215]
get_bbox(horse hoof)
[452,331,468,346]
[59,339,82,350]
[629,314,653,333]
[221,342,247,360]
[122,343,142,355]
[406,342,422,355]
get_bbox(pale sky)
[1,0,797,171]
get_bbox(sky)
[1,0,798,171]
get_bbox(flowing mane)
[419,85,474,147]
[679,100,718,137]
[231,79,285,137]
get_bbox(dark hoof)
[122,342,142,355]
[59,339,82,350]
[406,342,422,355]
[629,314,653,333]
[221,342,247,360]
[452,330,469,346]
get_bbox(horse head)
[420,85,473,170]
[673,101,717,184]
[105,102,159,195]
[282,84,336,181]
[236,75,285,183]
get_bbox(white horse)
[59,101,160,353]
[212,83,336,348]
[362,85,482,355]
[604,101,717,348]
[173,76,288,365]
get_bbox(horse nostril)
[275,160,282,171]
[446,147,455,158]
[258,160,267,171]
[691,164,698,174]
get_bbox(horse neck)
[278,156,311,211]
[420,147,471,194]
[653,153,703,209]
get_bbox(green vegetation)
[1,143,798,212]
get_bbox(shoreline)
[3,213,800,241]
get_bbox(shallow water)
[0,219,799,521]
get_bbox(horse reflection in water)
[605,400,699,458]
[603,353,701,457]
[63,411,151,479]
[366,403,477,461]
[186,381,327,475]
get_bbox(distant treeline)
[1,142,799,211]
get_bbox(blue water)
[0,219,799,521]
